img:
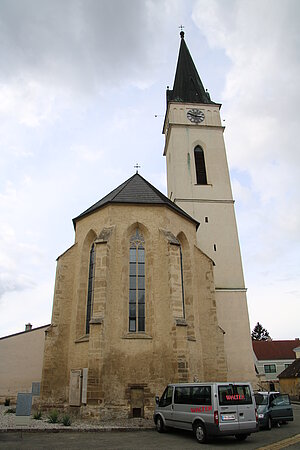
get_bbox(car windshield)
[255,393,268,405]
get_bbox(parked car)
[154,382,258,444]
[254,391,294,430]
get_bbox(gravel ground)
[0,406,154,431]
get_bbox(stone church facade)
[41,175,227,417]
[40,32,255,417]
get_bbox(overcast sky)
[0,0,299,341]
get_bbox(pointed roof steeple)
[167,31,213,104]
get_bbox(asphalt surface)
[0,404,299,449]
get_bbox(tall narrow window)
[194,145,207,184]
[86,243,95,334]
[129,229,145,332]
[179,246,185,319]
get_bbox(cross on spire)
[179,24,185,38]
[134,163,141,174]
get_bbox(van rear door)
[235,384,257,432]
[218,385,239,433]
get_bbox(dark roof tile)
[73,173,199,229]
[278,358,300,378]
[167,32,215,105]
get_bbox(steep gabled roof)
[278,358,300,378]
[167,31,215,105]
[73,173,199,229]
[252,340,299,361]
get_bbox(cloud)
[0,0,182,93]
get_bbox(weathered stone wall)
[41,203,226,416]
[40,243,77,403]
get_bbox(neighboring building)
[41,174,227,417]
[278,350,300,400]
[163,31,255,382]
[253,339,299,391]
[0,324,49,403]
[40,32,256,417]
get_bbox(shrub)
[33,411,42,420]
[4,398,10,406]
[48,409,59,423]
[4,408,16,414]
[61,414,71,426]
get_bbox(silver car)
[154,382,258,444]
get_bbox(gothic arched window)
[129,229,145,332]
[194,145,207,185]
[86,243,95,334]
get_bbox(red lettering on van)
[225,394,245,401]
[190,406,212,413]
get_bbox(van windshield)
[254,393,268,405]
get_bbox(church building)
[40,32,255,418]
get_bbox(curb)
[0,426,155,433]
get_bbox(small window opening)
[205,217,209,223]
[132,408,142,418]
[213,244,217,251]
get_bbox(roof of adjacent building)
[73,173,200,229]
[278,358,300,379]
[252,339,300,361]
[167,31,215,105]
[0,324,50,340]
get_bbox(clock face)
[187,109,205,123]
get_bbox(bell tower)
[164,31,255,382]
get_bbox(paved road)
[0,404,299,449]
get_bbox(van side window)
[191,386,211,405]
[159,386,173,407]
[174,386,211,405]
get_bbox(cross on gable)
[134,163,141,174]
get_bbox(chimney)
[25,323,32,332]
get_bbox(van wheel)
[235,434,248,441]
[194,422,207,444]
[266,416,272,430]
[155,416,165,433]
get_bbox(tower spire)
[167,32,213,104]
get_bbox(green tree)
[251,322,271,341]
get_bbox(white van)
[154,382,258,443]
